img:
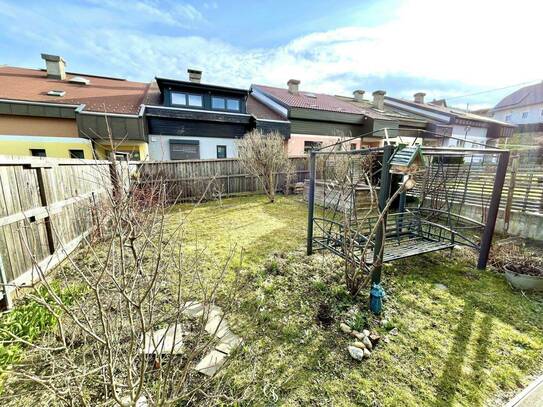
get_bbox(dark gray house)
[144,70,289,160]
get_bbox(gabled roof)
[494,81,543,111]
[252,84,366,114]
[335,94,426,125]
[385,96,514,127]
[0,66,149,114]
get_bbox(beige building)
[0,54,149,159]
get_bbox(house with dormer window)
[144,70,290,160]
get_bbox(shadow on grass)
[434,302,475,405]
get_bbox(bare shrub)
[236,130,293,203]
[0,156,243,406]
[489,241,542,276]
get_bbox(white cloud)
[1,0,542,105]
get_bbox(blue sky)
[1,0,542,109]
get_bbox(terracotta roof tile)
[252,84,366,115]
[0,66,149,114]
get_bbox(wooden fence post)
[0,255,13,309]
[35,167,55,255]
[503,155,518,232]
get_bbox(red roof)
[0,66,149,114]
[253,84,366,114]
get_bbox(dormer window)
[212,96,241,112]
[171,91,203,107]
[226,99,240,111]
[188,94,203,107]
[212,96,225,109]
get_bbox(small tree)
[236,130,292,203]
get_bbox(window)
[304,141,322,153]
[187,94,203,107]
[69,149,85,159]
[171,92,187,106]
[212,97,226,110]
[211,96,241,111]
[217,145,227,159]
[30,149,46,157]
[226,99,240,111]
[171,92,203,107]
[522,111,529,119]
[505,114,512,122]
[350,143,357,150]
[170,140,200,160]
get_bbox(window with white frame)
[505,114,512,122]
[171,92,187,106]
[171,92,203,107]
[211,96,241,111]
[522,111,529,119]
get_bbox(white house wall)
[492,103,543,125]
[447,125,488,147]
[148,135,238,160]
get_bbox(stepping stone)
[142,324,185,355]
[205,312,229,338]
[195,350,227,377]
[215,330,242,355]
[182,301,223,319]
[182,301,205,318]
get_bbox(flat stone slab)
[215,330,242,355]
[182,301,223,319]
[205,313,230,338]
[195,350,227,377]
[142,324,185,355]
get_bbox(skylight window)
[305,92,317,98]
[47,90,65,97]
[69,76,90,85]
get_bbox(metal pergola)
[305,129,510,311]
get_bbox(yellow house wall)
[0,135,93,159]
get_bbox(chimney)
[353,90,365,102]
[372,90,386,110]
[414,92,426,104]
[41,54,66,80]
[287,79,300,95]
[187,69,202,83]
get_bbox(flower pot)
[504,264,543,291]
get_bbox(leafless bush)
[489,241,542,276]
[316,141,409,296]
[0,155,243,406]
[236,130,293,203]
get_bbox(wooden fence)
[0,156,112,307]
[131,157,309,202]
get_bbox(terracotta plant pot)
[504,264,543,291]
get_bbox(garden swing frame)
[305,129,510,297]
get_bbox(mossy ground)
[2,195,542,406]
[170,195,543,406]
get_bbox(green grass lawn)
[2,194,542,406]
[170,195,543,406]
